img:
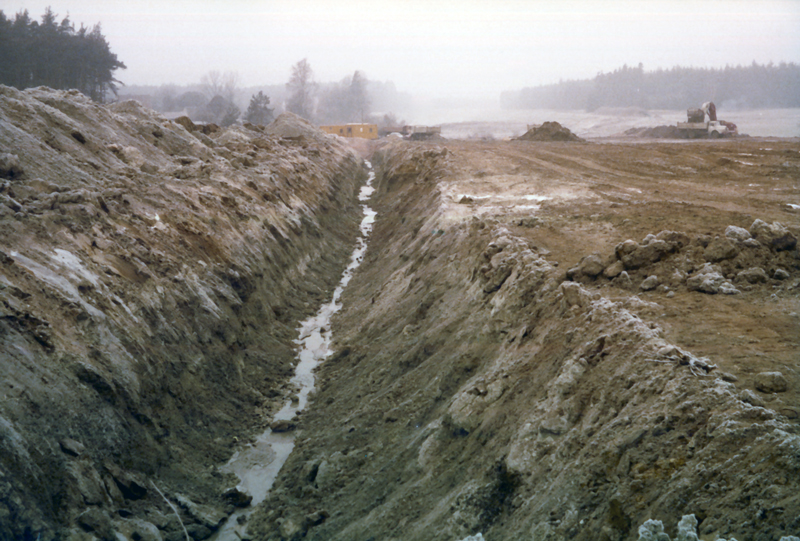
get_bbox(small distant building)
[320,123,378,140]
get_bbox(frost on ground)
[249,140,799,541]
[639,514,800,541]
[3,87,800,541]
[638,515,700,541]
[0,86,367,540]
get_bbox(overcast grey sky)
[4,0,800,96]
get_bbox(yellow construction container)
[320,123,378,140]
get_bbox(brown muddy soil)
[2,86,799,541]
[250,138,799,541]
[0,87,365,541]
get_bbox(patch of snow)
[11,251,104,319]
[52,248,100,286]
[455,194,551,203]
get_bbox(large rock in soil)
[619,240,673,269]
[754,371,789,393]
[704,237,739,262]
[750,219,797,251]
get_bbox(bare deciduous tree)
[201,70,239,101]
[348,70,370,122]
[286,59,316,120]
[317,70,371,124]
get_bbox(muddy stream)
[210,161,376,540]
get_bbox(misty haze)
[1,1,799,541]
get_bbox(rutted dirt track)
[1,87,799,541]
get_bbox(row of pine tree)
[502,62,800,111]
[0,8,125,102]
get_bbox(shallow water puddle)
[211,162,377,540]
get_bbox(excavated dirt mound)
[516,121,584,142]
[249,140,799,541]
[0,86,365,540]
[263,112,328,142]
[624,125,684,138]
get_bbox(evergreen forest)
[501,62,800,111]
[0,8,126,102]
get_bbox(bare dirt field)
[441,138,799,389]
[430,108,800,140]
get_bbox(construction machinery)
[677,103,737,138]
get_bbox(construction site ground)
[251,136,800,541]
[1,86,798,541]
[440,137,799,376]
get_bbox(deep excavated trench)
[244,142,799,541]
[0,87,374,541]
[212,163,376,540]
[1,88,799,541]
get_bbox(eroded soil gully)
[213,162,377,539]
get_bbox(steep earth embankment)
[251,141,799,541]
[0,87,365,540]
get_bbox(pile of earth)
[567,221,799,296]
[624,125,683,138]
[262,112,330,142]
[515,121,584,142]
[0,86,365,540]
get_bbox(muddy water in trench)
[211,162,376,540]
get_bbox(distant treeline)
[120,62,412,128]
[0,8,125,102]
[501,62,800,111]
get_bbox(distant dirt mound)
[624,125,684,138]
[264,112,325,140]
[516,121,583,142]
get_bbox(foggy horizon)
[4,0,800,100]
